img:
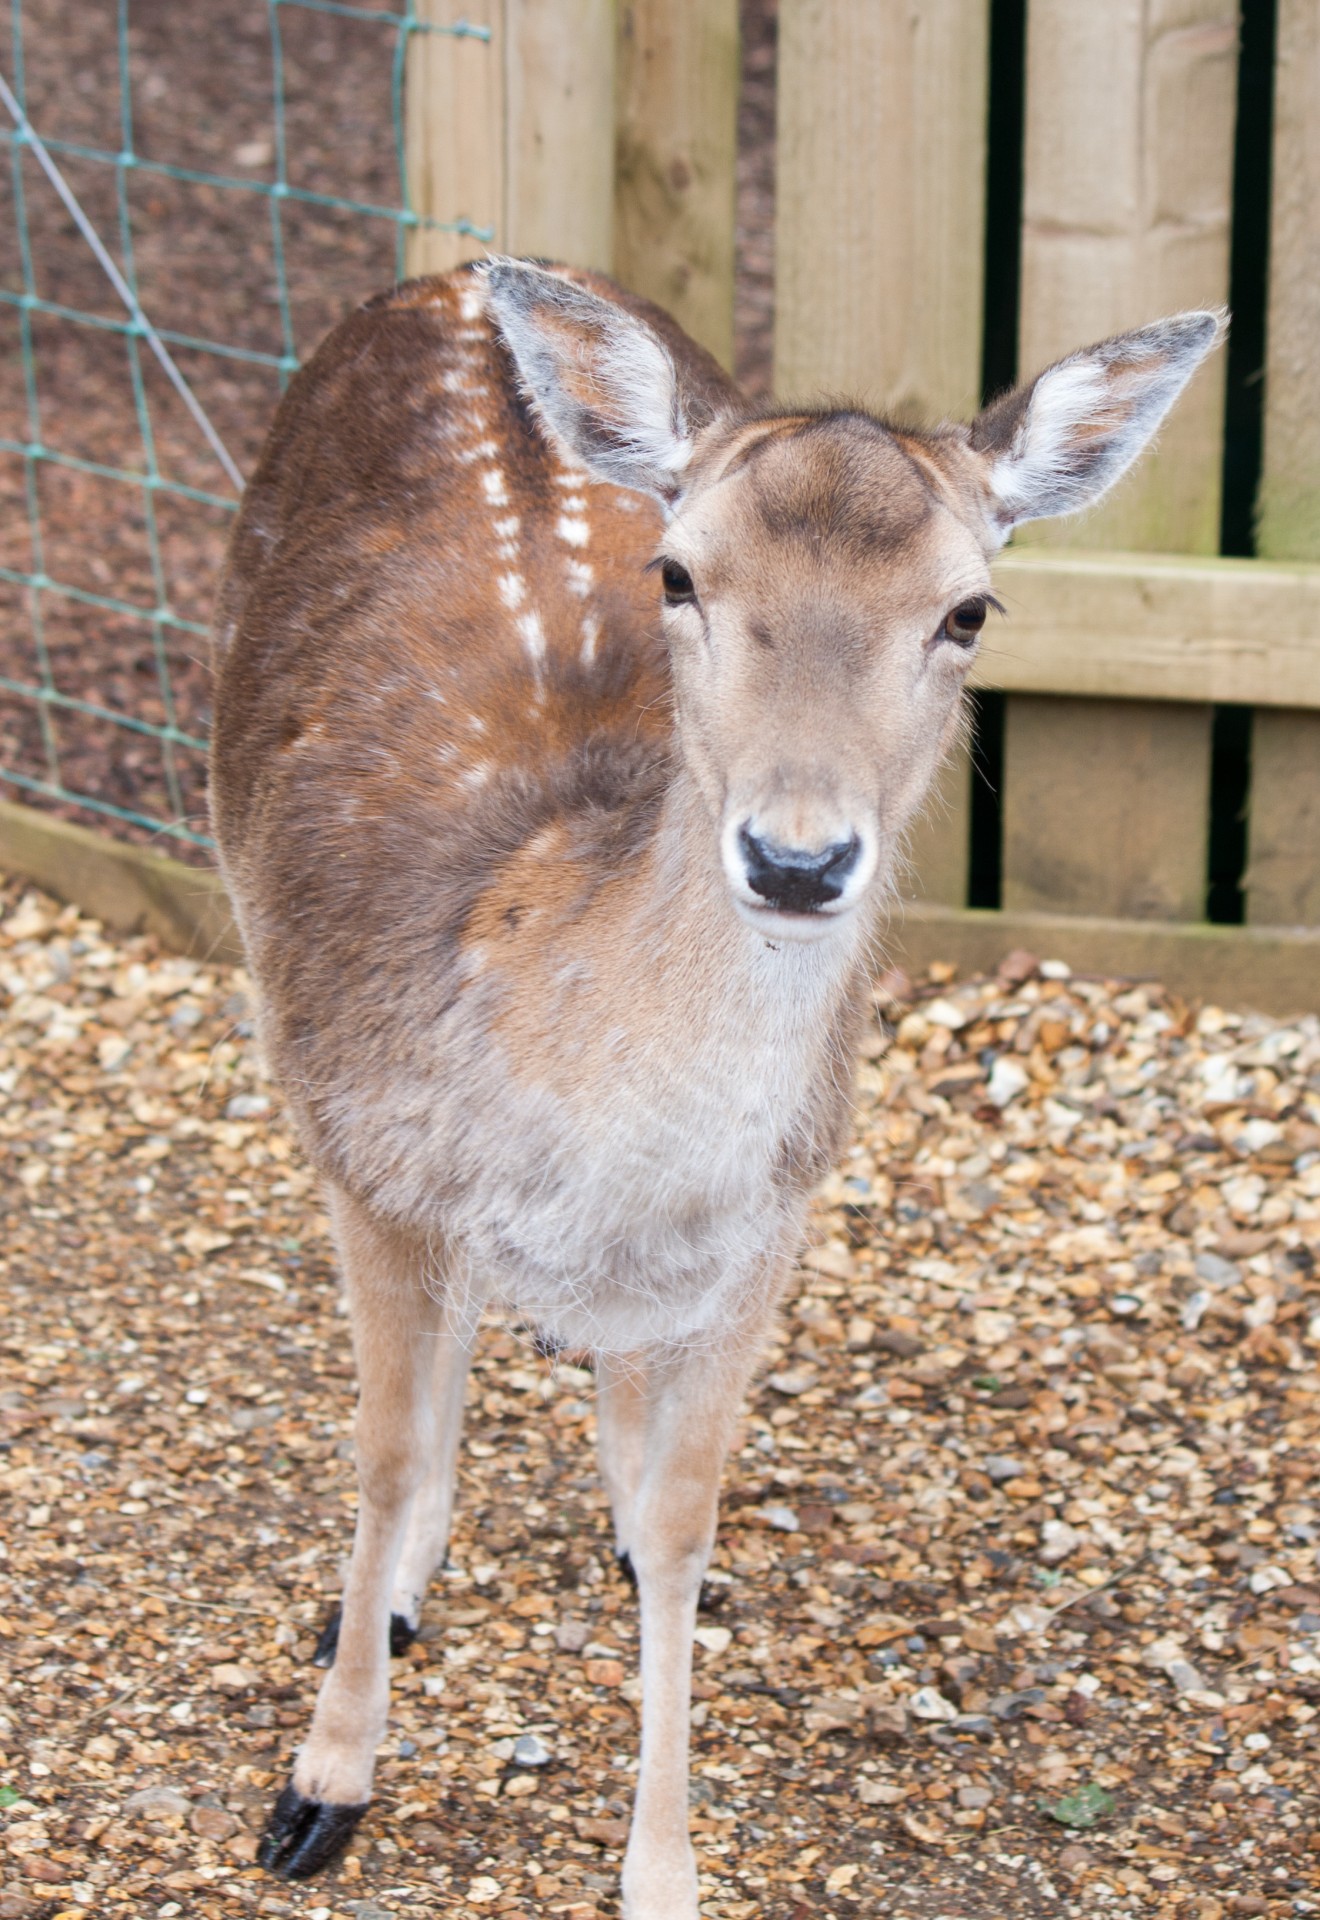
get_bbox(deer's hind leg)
[259,1186,468,1880]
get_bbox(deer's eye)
[660,559,696,606]
[941,599,987,646]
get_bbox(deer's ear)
[482,260,694,504]
[970,311,1226,540]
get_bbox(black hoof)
[257,1781,368,1879]
[312,1605,418,1668]
[616,1549,637,1590]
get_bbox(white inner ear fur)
[985,312,1224,540]
[482,263,693,503]
[988,356,1114,526]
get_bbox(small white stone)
[908,1686,959,1723]
[986,1058,1030,1108]
[694,1626,732,1655]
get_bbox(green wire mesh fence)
[0,0,490,858]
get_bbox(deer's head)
[486,262,1222,943]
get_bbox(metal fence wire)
[0,0,490,855]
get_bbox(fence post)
[1001,0,1239,927]
[406,0,615,280]
[774,0,989,909]
[1245,0,1320,927]
[614,0,739,370]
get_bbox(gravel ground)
[2,875,1319,1919]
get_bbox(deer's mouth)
[720,814,876,942]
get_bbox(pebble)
[124,1786,191,1818]
[513,1733,553,1766]
[555,1619,590,1653]
[908,1686,959,1722]
[983,1455,1023,1484]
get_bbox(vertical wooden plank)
[903,737,972,909]
[1002,697,1213,921]
[405,2,503,279]
[505,0,615,271]
[406,1,614,280]
[1242,710,1320,927]
[1248,0,1320,928]
[774,0,989,419]
[1257,0,1320,560]
[1006,3,1235,924]
[1017,0,1237,555]
[614,0,739,369]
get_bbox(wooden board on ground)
[0,802,242,965]
[1001,695,1213,923]
[893,902,1320,1019]
[614,0,739,370]
[774,0,988,419]
[2,800,1316,1015]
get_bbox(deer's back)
[211,268,738,1199]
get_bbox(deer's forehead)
[691,420,941,552]
[681,421,978,616]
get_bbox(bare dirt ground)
[0,0,778,860]
[2,877,1318,1920]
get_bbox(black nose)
[738,825,861,913]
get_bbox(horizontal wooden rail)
[979,549,1320,709]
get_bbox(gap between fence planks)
[1247,0,1320,930]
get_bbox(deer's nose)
[737,824,861,914]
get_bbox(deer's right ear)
[482,261,693,505]
[969,310,1226,543]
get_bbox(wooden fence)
[3,0,1316,1010]
[394,0,1320,1011]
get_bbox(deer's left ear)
[482,259,695,505]
[970,310,1227,542]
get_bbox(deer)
[209,258,1222,1918]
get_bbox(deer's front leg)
[620,1311,773,1920]
[259,1189,451,1880]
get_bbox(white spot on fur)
[580,613,600,664]
[555,469,589,488]
[459,287,483,322]
[561,494,588,513]
[468,714,487,734]
[517,610,546,665]
[557,515,589,547]
[482,468,509,506]
[499,572,526,610]
[460,761,492,789]
[565,559,593,597]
